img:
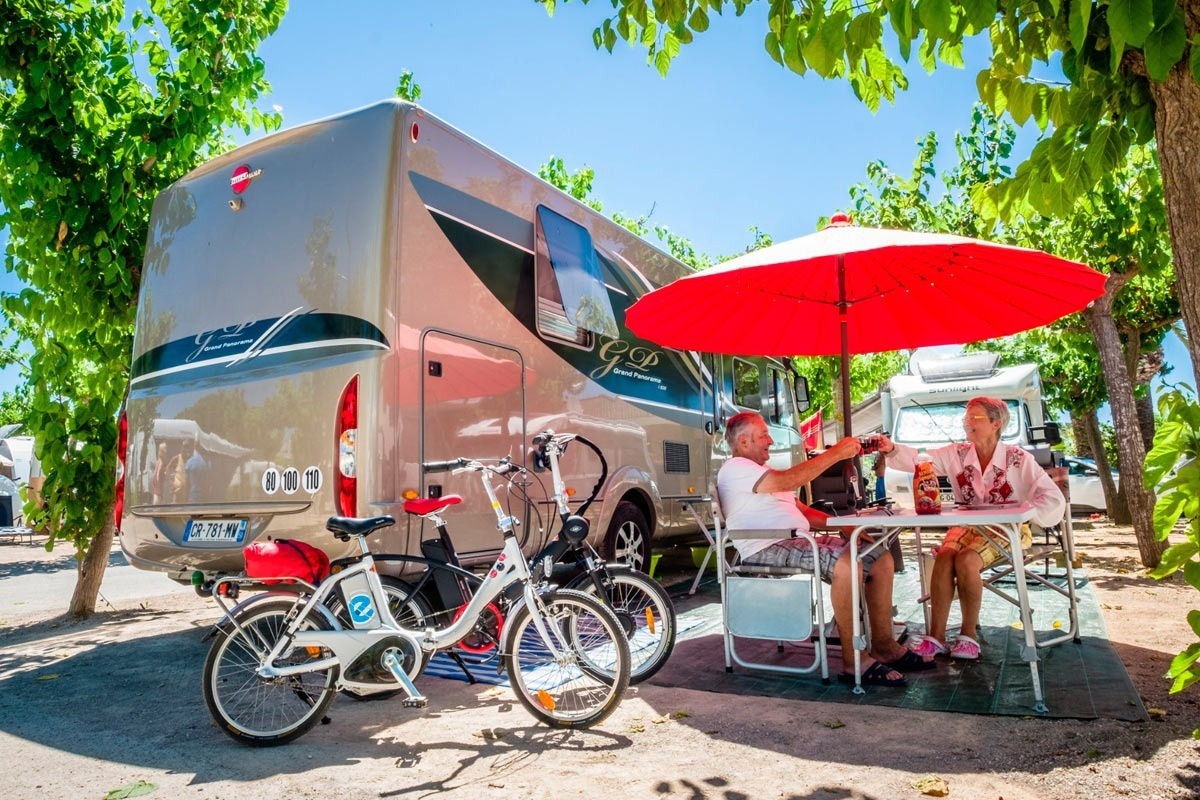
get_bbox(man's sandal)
[837,660,907,687]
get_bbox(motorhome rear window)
[534,205,619,346]
[893,400,1020,443]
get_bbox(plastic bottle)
[913,453,942,515]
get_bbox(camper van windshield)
[894,400,1020,444]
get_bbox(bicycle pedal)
[401,696,429,709]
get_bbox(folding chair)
[712,492,830,680]
[0,486,36,545]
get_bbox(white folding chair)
[713,493,830,680]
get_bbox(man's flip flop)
[838,660,907,687]
[884,649,937,672]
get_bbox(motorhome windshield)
[894,400,1020,444]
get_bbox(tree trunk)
[1135,390,1156,455]
[1151,50,1200,390]
[1071,415,1093,459]
[68,516,114,618]
[1085,296,1165,567]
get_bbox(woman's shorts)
[939,524,1033,568]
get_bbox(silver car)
[1063,455,1118,515]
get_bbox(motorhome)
[874,352,1060,506]
[118,100,810,588]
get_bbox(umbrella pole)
[838,253,852,438]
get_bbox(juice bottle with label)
[913,453,942,515]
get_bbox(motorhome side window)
[764,366,796,427]
[733,358,761,412]
[534,205,619,349]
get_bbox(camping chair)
[0,481,36,545]
[978,449,1081,646]
[713,491,830,680]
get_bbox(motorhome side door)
[419,331,527,560]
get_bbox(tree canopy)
[0,0,286,616]
[538,0,1200,383]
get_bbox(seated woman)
[875,396,1066,660]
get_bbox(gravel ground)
[0,520,1197,800]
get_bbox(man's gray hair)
[724,410,763,448]
[968,396,1009,430]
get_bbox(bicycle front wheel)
[568,567,676,683]
[202,600,339,746]
[502,588,631,728]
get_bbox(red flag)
[800,410,824,451]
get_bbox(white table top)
[827,501,1037,529]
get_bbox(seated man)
[717,410,930,686]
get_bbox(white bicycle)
[201,457,632,746]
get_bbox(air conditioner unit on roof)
[913,352,1001,383]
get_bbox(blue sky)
[0,1,1192,399]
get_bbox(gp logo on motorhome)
[130,309,389,393]
[230,164,262,194]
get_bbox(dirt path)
[0,521,1197,800]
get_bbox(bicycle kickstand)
[446,651,479,685]
[381,649,429,708]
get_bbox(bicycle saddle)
[325,515,396,540]
[403,495,463,516]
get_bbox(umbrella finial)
[826,212,853,228]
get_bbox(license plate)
[185,518,247,543]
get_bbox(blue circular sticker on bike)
[348,593,375,625]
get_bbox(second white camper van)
[118,100,810,588]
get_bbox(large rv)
[118,100,809,587]
[874,352,1060,506]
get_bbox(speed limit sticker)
[262,467,280,495]
[281,467,300,495]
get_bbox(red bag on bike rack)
[244,539,331,585]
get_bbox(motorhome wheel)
[603,502,650,572]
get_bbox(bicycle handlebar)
[422,457,468,473]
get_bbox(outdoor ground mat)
[651,558,1149,722]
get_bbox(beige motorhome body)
[121,100,806,584]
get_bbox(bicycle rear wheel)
[502,588,630,728]
[202,599,339,746]
[568,567,676,683]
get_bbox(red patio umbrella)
[625,213,1107,436]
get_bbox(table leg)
[849,533,865,695]
[1008,523,1047,714]
[683,502,716,596]
[914,526,931,635]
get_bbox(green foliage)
[1145,388,1200,719]
[537,0,1185,217]
[0,386,30,427]
[0,2,286,565]
[395,69,422,102]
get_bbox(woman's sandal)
[837,660,907,687]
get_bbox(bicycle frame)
[217,460,577,703]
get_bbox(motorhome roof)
[890,362,1039,402]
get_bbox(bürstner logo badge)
[230,164,262,194]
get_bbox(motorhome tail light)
[336,376,358,517]
[114,410,128,530]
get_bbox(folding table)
[827,502,1080,713]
